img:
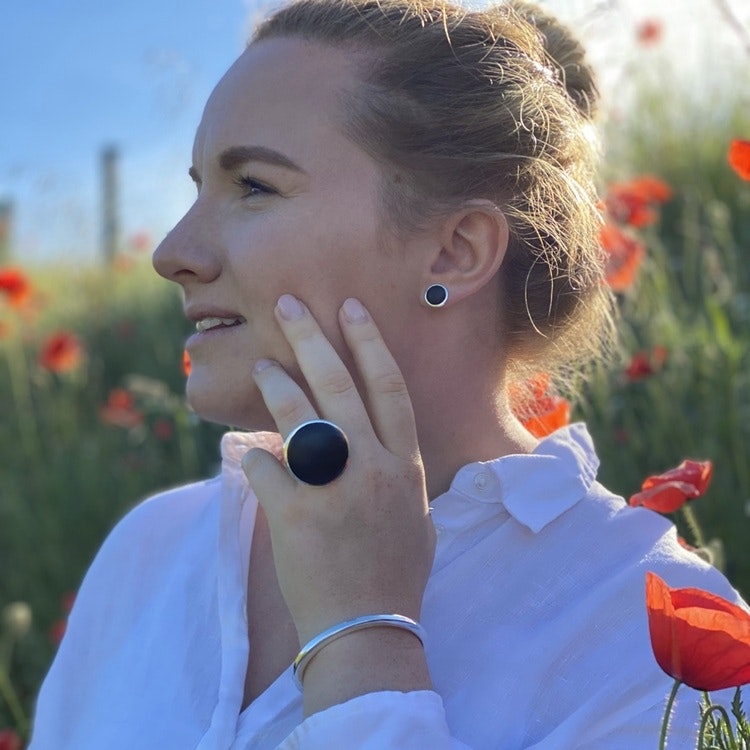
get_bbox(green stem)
[4,334,42,463]
[0,667,29,739]
[660,679,682,750]
[681,505,706,549]
[0,632,12,674]
[175,408,199,477]
[699,702,738,750]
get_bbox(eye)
[233,175,276,199]
[188,166,201,194]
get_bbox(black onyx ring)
[283,420,350,486]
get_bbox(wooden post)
[101,145,119,265]
[0,200,12,264]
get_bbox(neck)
[406,357,538,501]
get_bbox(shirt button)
[474,471,490,490]
[434,524,445,535]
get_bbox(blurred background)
[2,0,748,262]
[1,0,749,742]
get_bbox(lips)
[185,306,247,340]
[195,316,245,332]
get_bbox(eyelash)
[233,174,275,198]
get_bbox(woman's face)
[153,38,427,429]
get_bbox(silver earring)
[424,284,448,308]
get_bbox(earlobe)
[423,201,509,306]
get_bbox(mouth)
[194,316,246,333]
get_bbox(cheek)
[225,193,391,322]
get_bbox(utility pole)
[101,145,119,265]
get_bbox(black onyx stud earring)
[424,283,449,308]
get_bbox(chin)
[185,372,274,432]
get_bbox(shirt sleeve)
[273,691,473,750]
[269,682,713,750]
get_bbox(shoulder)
[30,475,230,748]
[67,475,225,616]
[573,480,742,598]
[50,475,229,669]
[94,476,222,563]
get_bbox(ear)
[424,200,509,306]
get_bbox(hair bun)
[508,0,599,119]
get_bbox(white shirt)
[29,424,745,749]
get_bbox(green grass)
[0,261,225,730]
[580,58,750,596]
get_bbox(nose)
[152,202,221,285]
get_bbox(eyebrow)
[189,145,307,183]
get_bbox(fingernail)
[342,297,368,324]
[277,294,305,321]
[253,358,274,374]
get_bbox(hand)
[241,295,436,647]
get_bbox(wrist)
[299,622,432,716]
[294,613,426,688]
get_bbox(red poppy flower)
[629,459,713,513]
[604,176,672,228]
[522,397,570,438]
[626,352,652,380]
[512,373,571,438]
[182,349,192,376]
[153,417,174,441]
[38,331,84,373]
[128,230,152,252]
[115,318,136,340]
[99,388,143,429]
[0,729,22,750]
[728,139,750,181]
[677,536,696,552]
[0,267,32,308]
[599,223,645,292]
[636,18,663,46]
[49,619,67,646]
[46,590,77,648]
[645,572,750,691]
[61,591,76,614]
[113,254,135,273]
[625,346,667,381]
[614,428,629,445]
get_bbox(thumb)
[241,448,293,512]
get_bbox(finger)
[339,298,418,459]
[241,447,296,515]
[275,294,371,433]
[253,357,319,438]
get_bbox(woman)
[30,0,746,747]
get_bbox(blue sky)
[2,0,252,262]
[1,0,747,264]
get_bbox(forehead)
[194,37,360,167]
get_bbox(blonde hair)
[253,0,616,384]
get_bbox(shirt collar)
[441,423,599,533]
[219,423,599,534]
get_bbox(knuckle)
[275,397,313,426]
[289,320,321,344]
[354,324,381,343]
[317,368,356,397]
[371,369,408,396]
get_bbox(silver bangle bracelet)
[292,613,427,690]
